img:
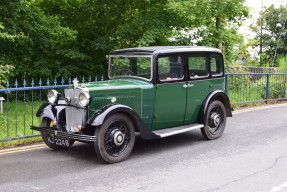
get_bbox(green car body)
[85,77,225,130]
[31,46,232,163]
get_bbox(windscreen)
[109,56,152,80]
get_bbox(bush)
[269,77,287,99]
[278,55,287,73]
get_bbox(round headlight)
[78,92,90,107]
[47,89,59,104]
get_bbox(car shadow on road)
[132,130,204,156]
[0,130,209,185]
[54,129,206,165]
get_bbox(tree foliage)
[0,65,14,88]
[252,4,287,66]
[0,0,87,79]
[174,0,249,65]
[0,0,249,81]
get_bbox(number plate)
[46,135,70,147]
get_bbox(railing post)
[6,80,9,137]
[266,74,270,104]
[0,97,4,113]
[23,79,26,135]
[225,74,229,96]
[15,79,18,136]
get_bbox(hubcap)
[208,106,224,135]
[104,121,130,157]
[213,114,221,126]
[210,113,221,127]
[113,130,125,146]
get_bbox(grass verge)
[0,100,43,149]
[0,137,43,149]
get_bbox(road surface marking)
[0,144,47,156]
[270,182,287,192]
[0,143,46,152]
[1,103,287,155]
[233,103,287,115]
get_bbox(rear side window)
[158,56,184,81]
[188,56,209,79]
[210,55,223,77]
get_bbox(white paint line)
[0,146,47,155]
[0,143,46,152]
[233,103,287,115]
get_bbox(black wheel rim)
[207,106,224,135]
[104,121,130,157]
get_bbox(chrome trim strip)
[31,126,96,142]
[153,124,204,138]
[88,85,141,91]
[188,77,225,82]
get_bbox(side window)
[210,55,223,77]
[188,56,209,79]
[158,56,184,81]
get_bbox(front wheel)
[41,118,74,150]
[94,114,135,163]
[201,100,227,140]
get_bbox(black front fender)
[86,104,159,139]
[36,100,66,122]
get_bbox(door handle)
[187,84,194,87]
[183,84,194,88]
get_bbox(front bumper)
[30,126,96,142]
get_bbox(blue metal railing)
[226,67,283,74]
[1,73,287,142]
[0,76,103,142]
[225,73,287,105]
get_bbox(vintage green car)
[31,46,232,163]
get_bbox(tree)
[0,0,250,81]
[252,4,287,66]
[174,0,249,65]
[36,0,189,75]
[0,0,89,80]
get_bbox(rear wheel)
[41,118,74,150]
[94,114,135,163]
[201,100,227,140]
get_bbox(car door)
[152,55,187,130]
[184,53,212,124]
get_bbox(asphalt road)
[1,104,287,192]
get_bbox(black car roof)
[110,46,222,55]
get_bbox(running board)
[152,123,204,138]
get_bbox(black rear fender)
[199,90,232,123]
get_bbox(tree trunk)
[215,16,223,50]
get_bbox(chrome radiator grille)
[65,88,87,133]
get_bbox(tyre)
[201,100,227,140]
[94,113,135,163]
[41,117,74,150]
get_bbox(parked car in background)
[31,46,232,163]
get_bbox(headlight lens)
[47,89,59,104]
[78,92,90,107]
